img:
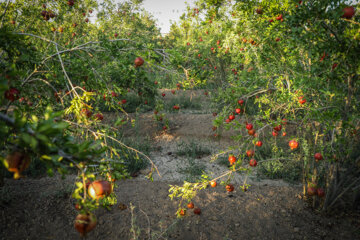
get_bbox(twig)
[15,32,61,47]
[23,78,64,107]
[64,120,161,177]
[55,44,79,98]
[139,209,151,240]
[327,176,360,210]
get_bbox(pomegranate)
[88,180,112,199]
[134,57,144,67]
[74,213,97,236]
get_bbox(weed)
[164,95,202,112]
[255,139,302,183]
[175,141,209,181]
[178,158,206,182]
[257,158,302,183]
[216,155,230,167]
[109,136,152,175]
[176,141,211,158]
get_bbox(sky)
[141,0,197,34]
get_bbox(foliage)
[0,0,359,237]
[166,0,360,212]
[0,0,165,222]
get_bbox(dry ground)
[1,90,359,240]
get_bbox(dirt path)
[1,176,358,240]
[1,90,359,239]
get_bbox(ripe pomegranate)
[341,6,355,19]
[246,123,253,130]
[235,108,241,114]
[74,213,97,236]
[289,140,299,150]
[121,99,127,104]
[179,209,186,216]
[238,99,244,105]
[314,153,323,161]
[171,90,175,94]
[81,109,92,118]
[162,93,165,97]
[282,132,287,136]
[256,141,263,147]
[210,181,217,187]
[246,149,255,157]
[298,96,306,104]
[4,87,20,102]
[95,113,103,121]
[193,208,201,215]
[88,180,112,199]
[228,155,237,165]
[226,184,234,192]
[307,186,317,196]
[229,114,235,120]
[187,202,194,209]
[249,159,257,167]
[272,131,279,137]
[274,125,282,131]
[5,151,31,175]
[67,0,75,6]
[134,57,144,67]
[248,129,256,136]
[75,203,81,210]
[332,63,338,70]
[276,14,283,20]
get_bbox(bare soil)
[1,90,359,240]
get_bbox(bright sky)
[142,0,196,34]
